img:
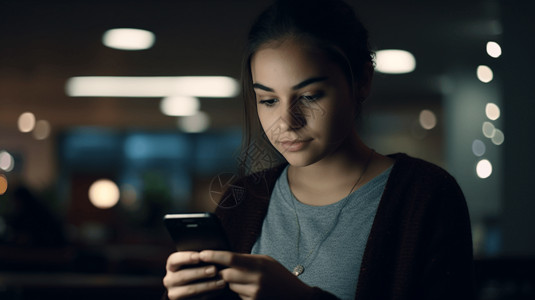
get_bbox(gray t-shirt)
[251,165,392,300]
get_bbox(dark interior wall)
[501,0,535,256]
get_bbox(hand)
[199,250,314,300]
[163,251,226,300]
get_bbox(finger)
[163,265,218,288]
[199,250,233,266]
[167,278,226,300]
[228,282,258,299]
[200,251,263,269]
[166,252,200,272]
[220,267,259,284]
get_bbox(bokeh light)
[120,184,140,210]
[0,151,15,172]
[178,111,210,133]
[486,41,502,58]
[485,103,501,120]
[18,112,36,133]
[0,174,8,195]
[88,179,120,209]
[33,120,51,140]
[472,139,486,157]
[476,159,493,179]
[419,109,437,130]
[482,121,496,138]
[477,65,494,83]
[102,28,155,50]
[491,129,505,145]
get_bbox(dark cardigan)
[214,153,475,300]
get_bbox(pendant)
[293,265,304,276]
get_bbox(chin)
[281,151,322,168]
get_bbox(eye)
[259,99,278,107]
[300,92,324,102]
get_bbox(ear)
[356,62,374,101]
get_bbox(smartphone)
[163,212,231,252]
[163,213,233,298]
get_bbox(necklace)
[291,149,374,276]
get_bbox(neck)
[287,132,374,205]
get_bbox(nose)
[279,100,307,131]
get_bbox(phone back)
[164,213,231,252]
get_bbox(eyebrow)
[253,76,329,92]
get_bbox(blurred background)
[0,0,534,299]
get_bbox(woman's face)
[251,38,359,167]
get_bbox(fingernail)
[205,266,216,275]
[199,251,207,260]
[191,253,199,261]
[216,279,225,286]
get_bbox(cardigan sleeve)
[308,287,342,300]
[356,154,475,300]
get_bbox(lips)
[277,139,312,152]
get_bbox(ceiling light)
[178,111,210,133]
[65,76,239,98]
[102,28,155,50]
[160,96,200,116]
[375,49,416,74]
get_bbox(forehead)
[250,39,339,86]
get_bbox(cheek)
[314,98,354,140]
[257,109,277,141]
[257,107,267,131]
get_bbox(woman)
[164,0,474,299]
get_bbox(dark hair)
[238,0,373,177]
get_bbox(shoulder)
[214,163,287,213]
[378,154,470,238]
[383,153,466,212]
[387,153,460,189]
